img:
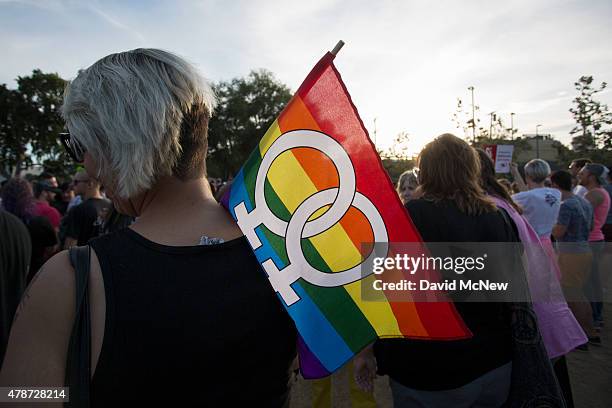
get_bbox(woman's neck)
[137,176,216,215]
[129,176,242,246]
[527,181,545,190]
[560,190,573,200]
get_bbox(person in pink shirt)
[32,180,62,231]
[478,149,586,406]
[579,163,611,330]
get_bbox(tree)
[452,97,481,141]
[375,131,415,183]
[569,75,612,153]
[452,98,471,137]
[490,114,510,140]
[207,70,292,179]
[380,157,415,183]
[377,131,412,160]
[452,96,516,144]
[0,70,70,178]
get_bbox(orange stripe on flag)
[282,97,373,255]
[292,148,339,190]
[278,90,428,338]
[338,207,374,255]
[279,96,321,132]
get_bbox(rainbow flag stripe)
[222,51,470,378]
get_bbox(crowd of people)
[0,171,131,284]
[0,48,611,407]
[388,151,611,407]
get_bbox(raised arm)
[510,162,528,192]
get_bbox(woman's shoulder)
[6,248,103,337]
[404,197,442,213]
[0,251,75,385]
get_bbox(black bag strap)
[64,245,92,408]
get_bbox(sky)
[1,0,611,155]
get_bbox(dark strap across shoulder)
[64,245,92,408]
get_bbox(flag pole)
[331,40,345,56]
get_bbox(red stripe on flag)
[414,302,471,338]
[298,59,470,339]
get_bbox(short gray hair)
[524,159,551,183]
[396,170,418,193]
[62,48,217,198]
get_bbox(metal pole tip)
[331,41,345,56]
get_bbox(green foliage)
[0,69,73,179]
[376,132,417,182]
[569,76,612,154]
[1,68,292,181]
[381,158,415,184]
[207,69,292,179]
[550,139,575,165]
[452,97,516,142]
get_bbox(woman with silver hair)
[510,159,562,297]
[0,49,297,406]
[510,159,561,240]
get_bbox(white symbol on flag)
[234,130,388,305]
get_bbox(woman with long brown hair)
[475,149,522,214]
[362,134,562,407]
[368,134,515,406]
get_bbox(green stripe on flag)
[264,178,292,222]
[260,224,288,265]
[299,239,377,353]
[257,178,376,353]
[242,150,262,206]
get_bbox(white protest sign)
[483,144,514,173]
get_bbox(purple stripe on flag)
[298,334,331,379]
[220,187,230,209]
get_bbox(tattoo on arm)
[12,265,45,323]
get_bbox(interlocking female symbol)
[234,129,388,305]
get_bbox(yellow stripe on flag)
[267,150,318,214]
[345,276,403,336]
[259,120,282,156]
[267,149,362,270]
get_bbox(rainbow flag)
[221,48,470,378]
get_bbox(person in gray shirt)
[551,170,599,347]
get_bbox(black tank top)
[89,228,297,407]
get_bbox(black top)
[374,198,516,390]
[26,216,57,283]
[89,228,297,407]
[0,210,31,365]
[52,199,69,216]
[65,198,111,245]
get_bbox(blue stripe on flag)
[252,227,353,372]
[228,169,252,217]
[229,167,353,372]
